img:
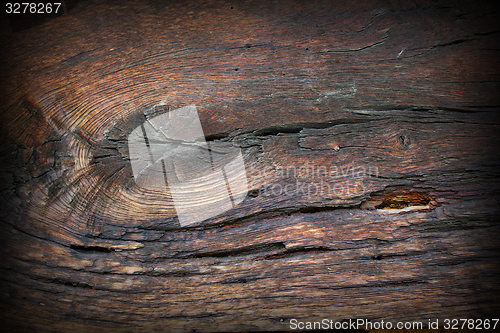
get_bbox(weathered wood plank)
[1,0,499,331]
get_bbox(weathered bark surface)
[1,0,499,331]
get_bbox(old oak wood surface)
[1,0,499,331]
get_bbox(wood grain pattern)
[0,0,499,331]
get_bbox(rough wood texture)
[1,0,499,331]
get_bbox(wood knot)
[375,191,431,209]
[398,134,411,148]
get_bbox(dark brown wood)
[1,0,499,331]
